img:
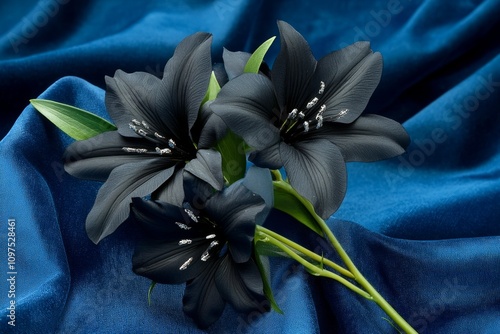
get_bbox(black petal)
[215,256,268,313]
[183,260,226,329]
[193,102,228,149]
[184,149,224,192]
[273,20,317,113]
[85,159,176,243]
[211,73,280,150]
[152,164,186,207]
[280,138,347,219]
[63,131,155,181]
[105,70,167,138]
[161,32,213,142]
[133,237,218,284]
[248,141,282,169]
[205,181,265,263]
[222,48,252,80]
[316,114,410,162]
[311,42,383,124]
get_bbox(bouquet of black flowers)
[32,21,416,333]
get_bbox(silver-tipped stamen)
[184,209,199,223]
[303,121,310,132]
[155,147,171,155]
[129,124,138,132]
[175,222,191,230]
[288,108,298,119]
[122,147,148,153]
[141,121,150,129]
[318,104,326,114]
[131,119,142,126]
[206,234,216,239]
[154,132,165,139]
[179,257,193,270]
[319,81,325,95]
[137,129,148,137]
[298,111,305,119]
[178,239,192,245]
[168,139,176,149]
[201,240,219,262]
[306,97,319,109]
[339,108,348,117]
[316,115,324,129]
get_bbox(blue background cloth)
[1,0,500,333]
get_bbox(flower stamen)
[179,257,193,270]
[201,240,219,261]
[178,239,192,245]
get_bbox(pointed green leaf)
[273,180,323,235]
[253,242,284,314]
[31,99,116,140]
[201,71,221,105]
[216,130,246,185]
[244,36,276,74]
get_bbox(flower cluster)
[60,21,410,329]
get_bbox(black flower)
[130,178,269,328]
[63,32,224,243]
[210,21,410,218]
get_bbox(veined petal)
[280,139,347,219]
[194,102,228,149]
[133,237,217,285]
[205,181,265,263]
[211,73,280,150]
[273,20,317,112]
[130,198,208,238]
[85,159,176,243]
[152,165,186,207]
[183,260,226,329]
[184,149,224,192]
[161,33,213,140]
[105,70,166,138]
[248,142,282,169]
[317,114,410,162]
[222,48,251,80]
[215,256,268,313]
[312,42,383,124]
[63,131,154,181]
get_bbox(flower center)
[175,208,225,271]
[121,119,195,160]
[279,81,349,141]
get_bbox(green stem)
[312,213,417,334]
[256,225,354,279]
[256,229,372,300]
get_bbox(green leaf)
[31,99,116,140]
[147,281,157,306]
[201,71,221,105]
[244,36,276,74]
[253,241,284,314]
[216,130,246,185]
[273,180,323,235]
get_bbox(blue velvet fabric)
[1,1,500,333]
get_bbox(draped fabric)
[1,1,499,333]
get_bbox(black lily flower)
[130,177,269,329]
[210,21,410,218]
[63,32,224,243]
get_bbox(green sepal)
[201,71,221,105]
[244,36,276,74]
[31,99,116,140]
[148,281,157,306]
[273,179,323,235]
[216,130,246,185]
[253,237,284,314]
